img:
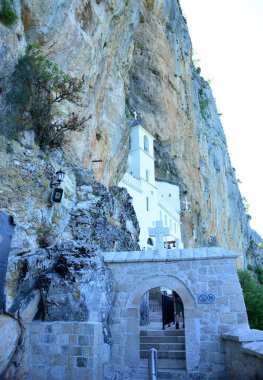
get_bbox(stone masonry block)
[30,323,46,334]
[50,344,61,355]
[44,324,53,333]
[76,357,88,367]
[31,354,48,365]
[31,365,48,379]
[31,342,50,356]
[47,365,65,380]
[56,333,69,345]
[51,354,68,366]
[70,346,83,356]
[61,323,74,334]
[78,335,90,346]
[30,333,43,345]
[223,284,238,295]
[69,334,78,345]
[82,346,93,357]
[61,345,70,355]
[73,323,85,334]
[220,313,237,324]
[42,334,56,344]
[65,366,94,380]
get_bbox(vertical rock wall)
[126,0,254,261]
[0,0,259,261]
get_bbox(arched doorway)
[125,275,198,373]
[139,287,186,372]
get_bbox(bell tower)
[127,124,155,186]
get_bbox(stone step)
[139,358,186,369]
[149,315,162,322]
[140,335,185,344]
[140,329,185,337]
[158,369,187,379]
[140,342,185,351]
[132,368,187,380]
[140,350,186,360]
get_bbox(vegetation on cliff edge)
[1,44,90,148]
[238,269,263,330]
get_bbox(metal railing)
[148,348,158,380]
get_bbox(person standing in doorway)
[173,291,185,329]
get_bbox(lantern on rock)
[50,169,65,203]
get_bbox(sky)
[180,0,263,237]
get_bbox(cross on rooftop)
[149,220,170,252]
[183,198,190,211]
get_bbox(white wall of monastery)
[119,123,183,249]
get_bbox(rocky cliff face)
[1,0,258,259]
[0,0,262,376]
[0,0,259,259]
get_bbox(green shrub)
[198,88,210,121]
[247,264,253,271]
[258,273,263,286]
[37,223,57,248]
[238,270,263,330]
[255,265,263,274]
[4,44,91,148]
[0,0,17,26]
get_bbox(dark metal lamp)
[50,169,65,203]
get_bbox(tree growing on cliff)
[3,44,90,148]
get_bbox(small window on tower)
[144,135,149,152]
[165,215,167,225]
[146,196,149,211]
[146,170,149,182]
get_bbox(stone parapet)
[102,247,239,263]
[223,329,263,379]
[223,329,263,342]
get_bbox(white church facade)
[119,121,183,250]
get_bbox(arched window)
[159,211,162,221]
[147,238,154,246]
[144,135,149,152]
[165,215,167,226]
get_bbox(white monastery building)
[119,120,183,250]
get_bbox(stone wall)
[102,247,249,379]
[223,330,263,380]
[28,321,108,380]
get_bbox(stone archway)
[104,247,248,378]
[125,275,199,372]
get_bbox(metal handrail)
[148,348,158,380]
